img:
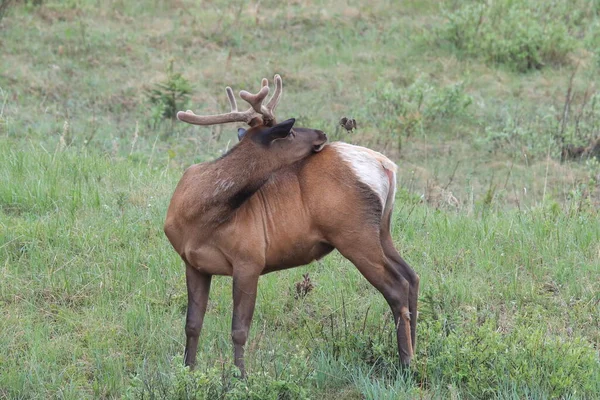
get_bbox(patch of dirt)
[37,6,83,24]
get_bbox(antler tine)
[226,87,238,112]
[265,74,283,113]
[176,109,253,125]
[239,85,270,114]
[176,85,265,126]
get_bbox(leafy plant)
[477,110,556,159]
[439,0,576,72]
[0,0,12,22]
[420,319,600,399]
[1,0,45,22]
[126,362,310,400]
[558,88,600,159]
[146,59,192,126]
[477,86,600,161]
[360,78,472,152]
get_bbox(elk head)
[176,74,327,162]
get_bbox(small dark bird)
[339,117,357,133]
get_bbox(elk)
[164,75,419,377]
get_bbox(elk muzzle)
[313,133,327,152]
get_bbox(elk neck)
[205,139,283,215]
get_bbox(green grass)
[1,0,600,399]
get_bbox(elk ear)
[237,128,247,141]
[264,118,295,142]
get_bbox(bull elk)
[164,75,419,377]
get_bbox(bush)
[0,0,12,22]
[439,0,577,72]
[477,110,557,159]
[477,89,600,161]
[126,363,310,400]
[359,78,472,151]
[420,319,600,399]
[0,0,45,22]
[146,60,192,127]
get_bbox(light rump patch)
[331,142,397,212]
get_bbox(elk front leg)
[231,270,260,378]
[184,263,212,368]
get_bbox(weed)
[584,157,600,183]
[421,320,600,399]
[359,78,472,152]
[0,0,12,22]
[477,77,600,162]
[126,361,310,400]
[439,0,577,71]
[146,59,192,128]
[477,111,557,159]
[294,273,314,300]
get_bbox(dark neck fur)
[200,140,279,223]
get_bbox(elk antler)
[177,75,284,127]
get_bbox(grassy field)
[1,0,599,398]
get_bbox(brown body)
[164,75,419,376]
[166,144,370,276]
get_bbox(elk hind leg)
[381,233,419,353]
[334,237,414,365]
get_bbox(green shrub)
[560,91,600,151]
[126,363,310,400]
[0,0,45,22]
[360,78,472,151]
[440,0,576,72]
[477,90,600,161]
[420,319,600,399]
[477,111,557,159]
[146,60,192,126]
[0,1,9,21]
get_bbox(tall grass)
[1,141,598,398]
